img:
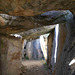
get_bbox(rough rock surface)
[40,34,48,60]
[24,39,44,60]
[0,36,22,75]
[0,10,72,36]
[47,31,54,70]
[0,1,75,75]
[0,0,75,16]
[46,12,75,75]
[52,15,75,75]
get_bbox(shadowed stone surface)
[24,39,43,60]
[0,1,75,75]
[52,16,75,75]
[47,31,54,71]
[0,0,75,16]
[0,37,22,75]
[0,10,72,36]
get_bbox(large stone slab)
[0,37,22,75]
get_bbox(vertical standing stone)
[56,23,67,62]
[53,19,75,75]
[0,37,8,75]
[26,41,32,59]
[52,23,67,75]
[0,54,1,75]
[0,36,22,75]
[47,31,54,71]
[26,39,43,60]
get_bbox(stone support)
[0,37,22,75]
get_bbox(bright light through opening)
[10,34,22,37]
[69,59,75,66]
[54,24,59,63]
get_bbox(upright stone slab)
[26,39,43,60]
[0,36,22,75]
[52,23,67,75]
[47,31,54,70]
[53,19,75,75]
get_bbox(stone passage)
[21,60,50,75]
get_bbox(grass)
[25,56,29,60]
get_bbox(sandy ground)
[21,60,50,75]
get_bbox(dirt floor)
[21,60,51,75]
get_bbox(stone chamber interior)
[0,1,75,75]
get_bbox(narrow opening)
[9,24,59,74]
[21,33,50,75]
[22,38,45,60]
[54,24,59,63]
[21,33,50,60]
[10,34,22,38]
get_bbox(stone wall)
[0,37,22,75]
[52,18,75,75]
[46,15,75,75]
[47,31,54,70]
[22,39,44,60]
[40,34,48,60]
[0,54,1,75]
